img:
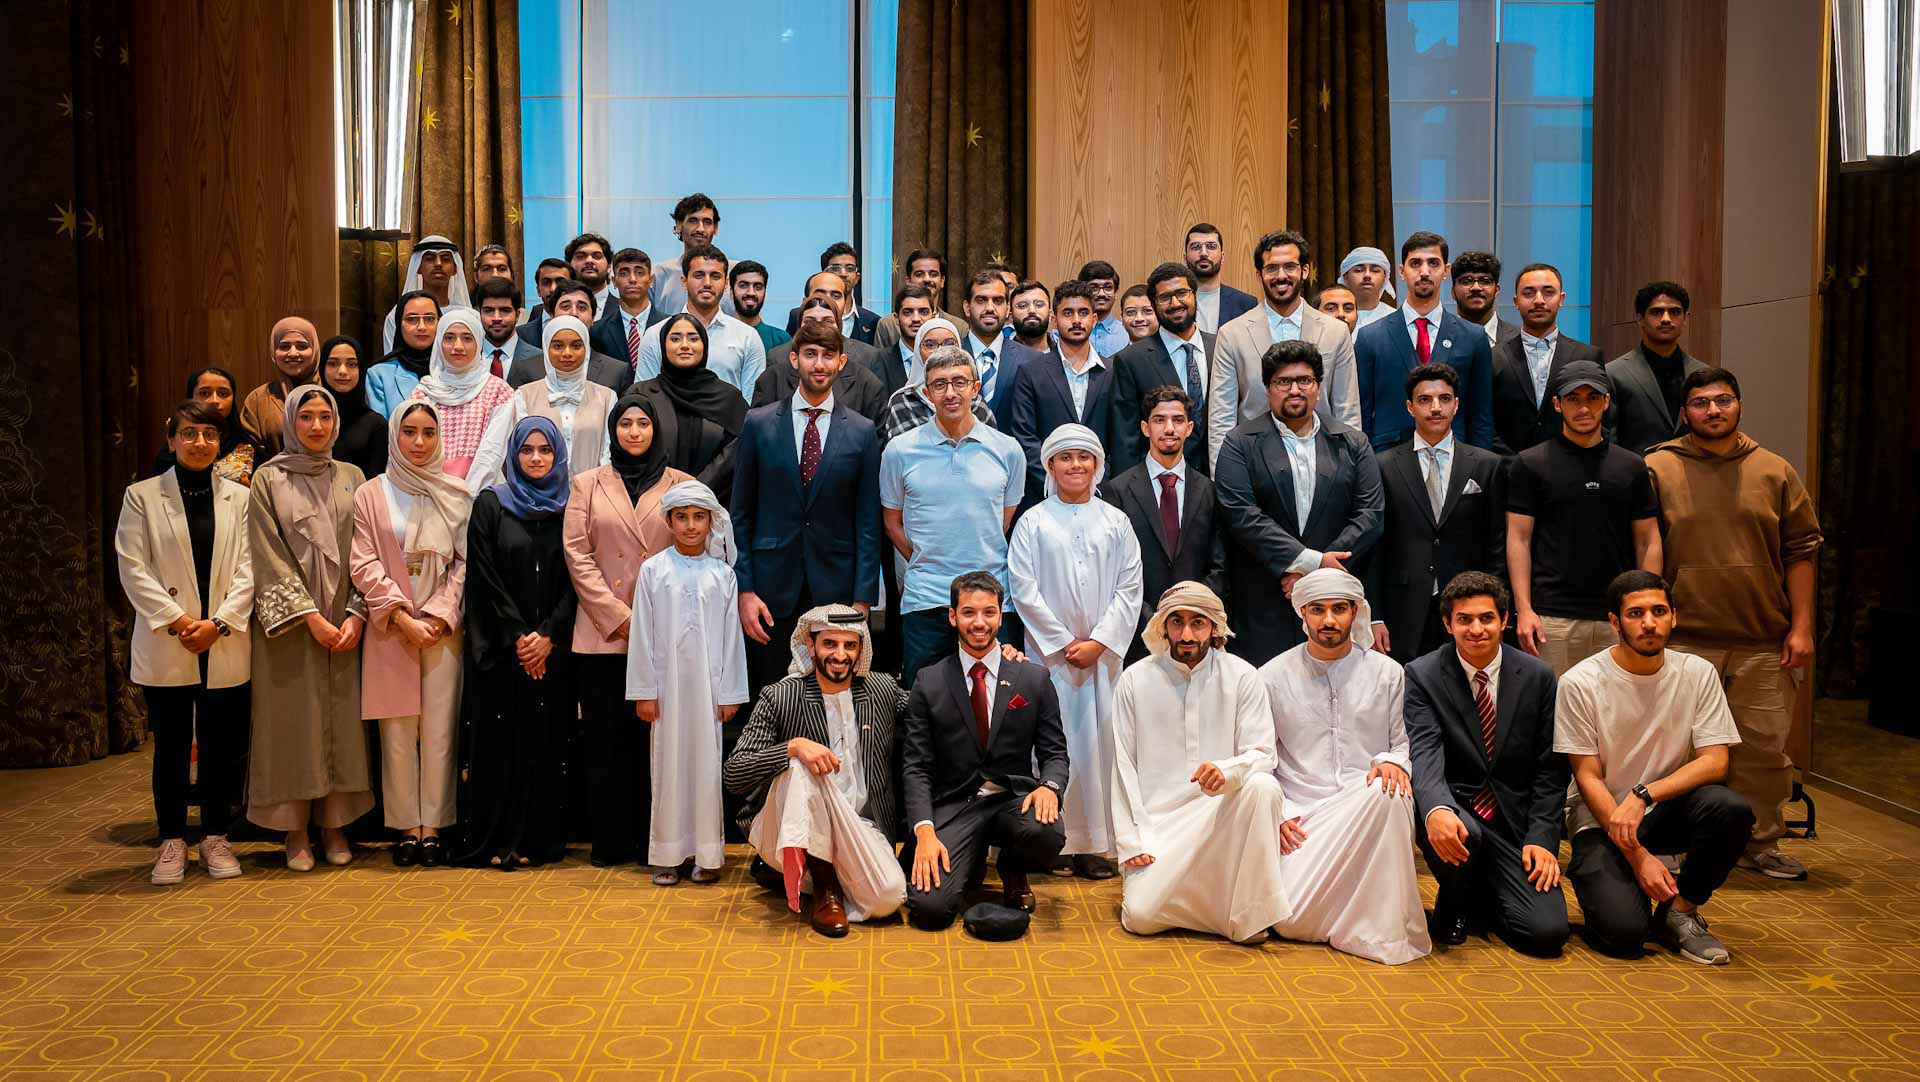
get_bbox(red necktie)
[1472,669,1497,820]
[490,347,505,379]
[1157,472,1180,556]
[800,408,825,485]
[969,661,991,750]
[1415,316,1433,365]
[627,315,641,361]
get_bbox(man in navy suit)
[730,319,885,697]
[784,242,881,345]
[1404,572,1570,956]
[958,269,1037,427]
[1184,222,1258,333]
[590,248,665,370]
[1108,262,1219,475]
[1006,280,1113,508]
[1355,231,1496,450]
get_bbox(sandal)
[651,866,682,886]
[689,866,721,885]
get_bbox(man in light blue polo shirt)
[881,345,1028,688]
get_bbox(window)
[334,0,417,230]
[520,0,899,317]
[1832,0,1920,161]
[1387,0,1594,341]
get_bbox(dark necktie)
[1415,316,1433,365]
[1181,342,1203,403]
[1157,472,1180,556]
[1472,669,1497,820]
[490,347,506,379]
[800,408,825,485]
[969,661,991,750]
[626,316,642,362]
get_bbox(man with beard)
[1260,568,1431,964]
[1109,262,1219,474]
[1008,279,1053,353]
[1314,285,1358,335]
[723,607,907,937]
[1605,281,1710,453]
[471,277,543,380]
[1006,280,1114,507]
[1490,262,1605,453]
[631,244,766,397]
[1213,340,1383,665]
[1184,223,1257,333]
[1339,247,1397,328]
[1079,259,1131,357]
[1109,581,1289,941]
[516,258,573,347]
[1646,368,1821,881]
[873,249,952,352]
[1209,230,1360,470]
[1556,570,1753,964]
[959,270,1037,425]
[650,193,736,316]
[565,232,615,314]
[729,260,788,353]
[752,297,888,423]
[591,248,664,371]
[783,243,880,344]
[874,283,938,397]
[1449,251,1516,351]
[1355,232,1497,450]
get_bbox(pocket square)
[1007,693,1029,710]
[1463,478,1483,495]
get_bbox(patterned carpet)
[3,747,1918,1081]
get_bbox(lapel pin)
[1441,338,1453,349]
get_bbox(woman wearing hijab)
[632,312,747,501]
[407,306,516,479]
[240,317,321,457]
[562,391,693,866]
[246,385,375,870]
[366,290,440,416]
[464,314,614,494]
[381,235,471,353]
[455,416,578,869]
[151,367,262,485]
[118,399,257,884]
[319,335,389,478]
[349,401,470,868]
[876,316,994,441]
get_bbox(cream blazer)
[115,469,255,688]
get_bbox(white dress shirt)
[790,390,835,462]
[1060,348,1106,420]
[967,332,1003,400]
[1158,327,1208,396]
[1356,303,1393,328]
[1401,301,1444,353]
[1145,455,1186,519]
[1272,412,1323,574]
[1521,328,1558,405]
[1414,430,1454,494]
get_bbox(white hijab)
[416,307,492,407]
[541,315,592,406]
[908,316,963,387]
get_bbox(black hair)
[894,281,935,310]
[798,296,836,317]
[820,241,857,268]
[1634,280,1691,314]
[473,243,513,271]
[1186,222,1223,244]
[1252,229,1313,274]
[1451,251,1500,282]
[1261,339,1324,385]
[1140,385,1193,420]
[1010,278,1050,302]
[611,247,652,271]
[1077,260,1120,285]
[1404,361,1460,399]
[793,317,844,355]
[544,278,598,317]
[949,571,1005,608]
[536,256,570,277]
[1516,262,1563,289]
[680,243,728,276]
[1439,571,1512,619]
[565,233,611,261]
[671,192,719,223]
[1681,366,1741,400]
[905,248,948,277]
[1146,261,1196,298]
[472,276,522,308]
[1120,283,1152,304]
[1399,230,1449,263]
[1606,570,1673,616]
[729,259,769,286]
[1053,279,1096,306]
[166,398,226,438]
[966,269,1008,298]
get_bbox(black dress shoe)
[392,838,420,868]
[418,837,446,868]
[1430,908,1468,946]
[749,856,785,893]
[1071,854,1118,880]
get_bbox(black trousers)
[578,653,650,866]
[143,681,250,840]
[1567,783,1754,957]
[1418,809,1570,956]
[745,589,814,700]
[904,790,1066,930]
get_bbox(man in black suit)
[901,572,1069,929]
[1449,251,1518,354]
[505,280,632,392]
[1099,386,1226,661]
[1184,222,1258,333]
[730,319,884,697]
[1604,280,1708,453]
[959,270,1039,427]
[1405,572,1571,956]
[591,248,665,370]
[1354,231,1497,450]
[1109,262,1218,475]
[517,257,572,345]
[871,283,939,397]
[1213,339,1384,666]
[1007,280,1114,507]
[754,298,890,424]
[1366,362,1508,664]
[1491,262,1605,453]
[784,243,881,344]
[473,277,543,379]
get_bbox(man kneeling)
[723,606,908,936]
[1110,582,1290,942]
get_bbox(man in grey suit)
[1490,263,1605,453]
[1208,229,1359,470]
[1604,281,1708,453]
[1450,251,1519,352]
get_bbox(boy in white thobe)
[1110,582,1291,942]
[1261,568,1433,965]
[627,480,749,883]
[1007,424,1143,875]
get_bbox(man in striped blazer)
[724,606,908,937]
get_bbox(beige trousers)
[1537,615,1615,679]
[1670,642,1795,852]
[377,636,462,829]
[249,790,375,832]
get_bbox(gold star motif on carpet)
[965,122,983,148]
[423,107,440,130]
[431,924,478,944]
[50,201,77,237]
[801,975,852,999]
[1069,1032,1129,1066]
[1801,973,1843,992]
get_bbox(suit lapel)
[1040,354,1076,422]
[211,480,241,600]
[1489,647,1522,767]
[157,471,198,602]
[776,401,803,492]
[1256,428,1299,533]
[945,657,985,762]
[595,467,650,549]
[1303,426,1340,533]
[1440,659,1491,767]
[1129,467,1174,559]
[804,404,850,510]
[1436,446,1473,527]
[1394,446,1437,530]
[1177,466,1206,547]
[986,671,1017,750]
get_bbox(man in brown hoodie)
[1645,367,1821,881]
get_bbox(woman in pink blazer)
[563,391,690,866]
[350,402,470,868]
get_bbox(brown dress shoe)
[810,886,850,937]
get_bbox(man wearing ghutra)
[723,606,909,937]
[1259,567,1432,964]
[382,235,470,353]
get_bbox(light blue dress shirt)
[1091,315,1130,359]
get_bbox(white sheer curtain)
[335,0,418,230]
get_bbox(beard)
[734,294,763,318]
[818,656,856,683]
[1014,313,1048,336]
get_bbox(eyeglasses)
[400,314,437,326]
[1455,274,1497,287]
[925,377,976,393]
[1686,394,1738,410]
[1156,288,1195,302]
[1268,375,1319,388]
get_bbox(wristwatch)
[212,618,231,637]
[1630,783,1655,808]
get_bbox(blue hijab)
[490,415,570,519]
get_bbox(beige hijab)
[273,385,346,593]
[383,401,472,561]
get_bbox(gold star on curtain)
[988,250,1005,266]
[1287,1,1394,285]
[422,107,439,130]
[83,210,104,240]
[118,45,129,65]
[50,201,76,236]
[57,93,73,117]
[1319,80,1331,111]
[446,2,461,23]
[506,203,522,226]
[964,122,983,148]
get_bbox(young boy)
[627,480,749,885]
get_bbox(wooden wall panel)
[130,0,337,457]
[1028,0,1288,294]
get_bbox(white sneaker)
[200,835,242,879]
[152,839,188,885]
[1738,849,1808,880]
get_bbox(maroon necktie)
[1415,316,1433,365]
[800,408,825,485]
[1157,472,1180,556]
[1472,669,1497,820]
[969,661,991,750]
[490,347,506,379]
[626,316,642,362]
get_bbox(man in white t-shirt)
[1553,570,1755,965]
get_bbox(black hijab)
[318,335,373,421]
[182,366,258,456]
[653,312,747,437]
[385,289,441,377]
[607,391,669,502]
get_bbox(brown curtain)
[891,0,1028,314]
[339,231,406,361]
[0,0,145,766]
[1288,0,1395,285]
[409,0,524,286]
[1816,153,1920,697]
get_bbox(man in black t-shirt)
[1505,361,1662,676]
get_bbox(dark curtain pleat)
[0,0,144,766]
[339,232,406,360]
[891,0,1028,314]
[1816,155,1920,697]
[1287,0,1395,284]
[409,0,525,283]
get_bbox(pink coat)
[562,465,691,655]
[349,481,467,719]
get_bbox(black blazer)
[1099,461,1228,661]
[901,654,1069,828]
[1216,284,1258,327]
[1005,351,1115,508]
[1362,440,1507,663]
[724,671,907,841]
[753,340,890,425]
[1603,346,1708,454]
[1107,330,1218,475]
[590,305,669,367]
[729,399,883,615]
[1490,331,1606,453]
[1404,644,1568,852]
[504,349,632,395]
[1213,415,1384,666]
[784,305,881,345]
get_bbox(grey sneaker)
[1654,901,1730,965]
[200,835,242,879]
[152,839,188,885]
[1738,849,1808,880]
